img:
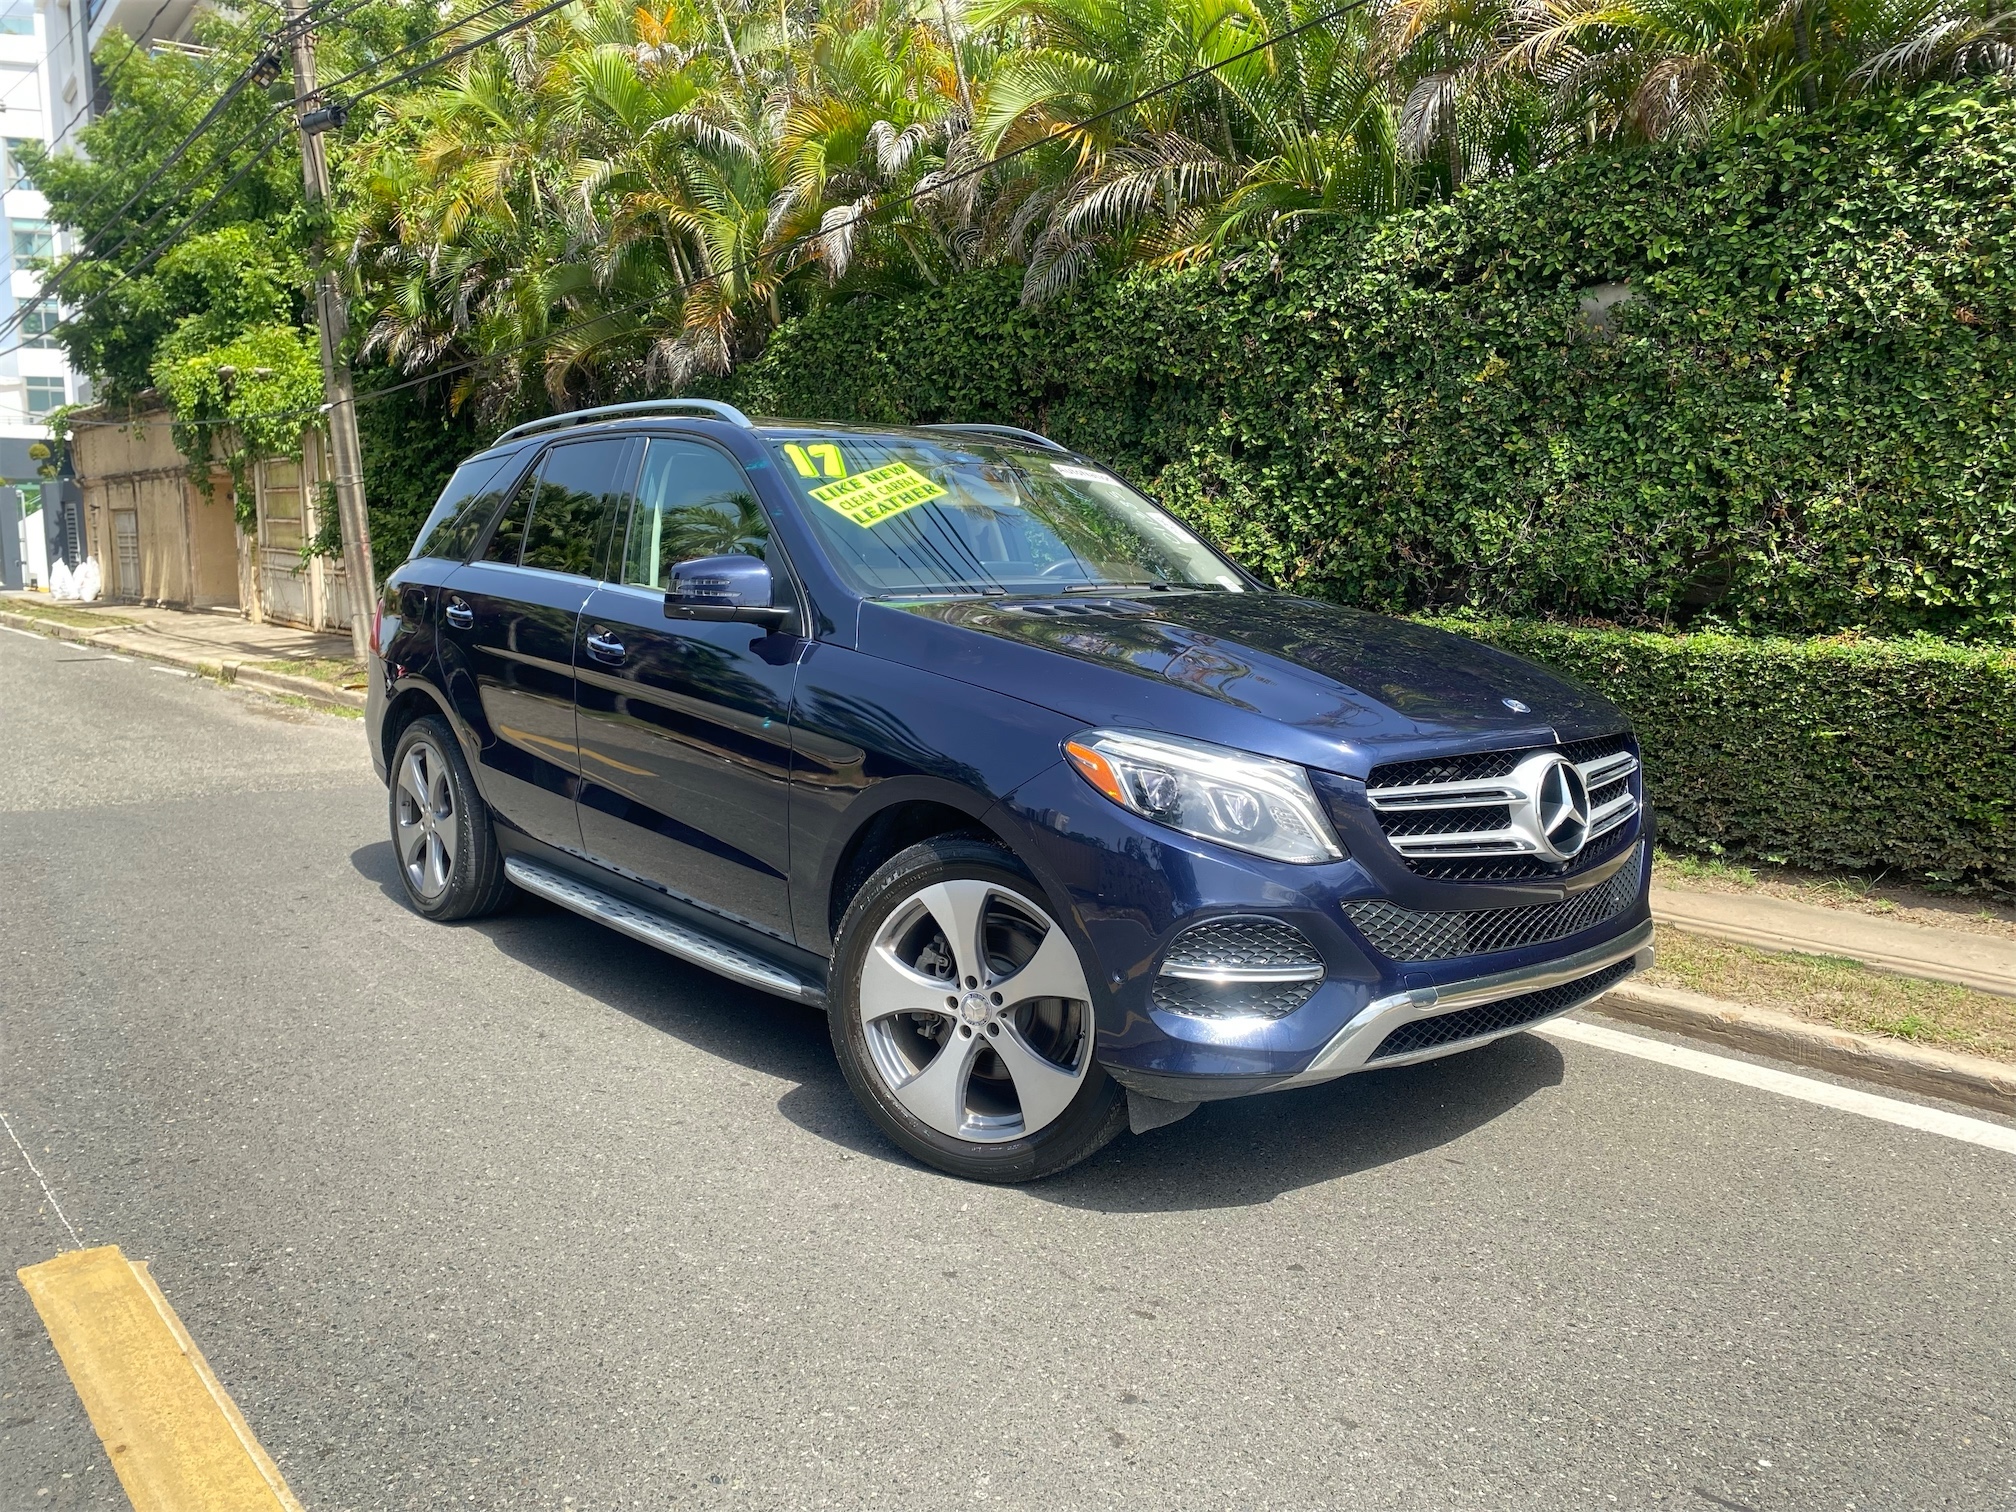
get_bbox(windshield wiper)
[867,587,1006,601]
[1059,580,1175,593]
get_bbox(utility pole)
[283,0,375,660]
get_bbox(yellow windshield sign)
[809,461,947,527]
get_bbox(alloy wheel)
[857,879,1094,1143]
[395,738,459,900]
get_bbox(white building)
[1,0,92,511]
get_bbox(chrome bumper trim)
[505,857,825,1004]
[1274,917,1655,1089]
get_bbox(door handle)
[585,631,627,664]
[444,601,474,629]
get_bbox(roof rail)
[495,399,755,446]
[918,422,1068,453]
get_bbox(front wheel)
[829,838,1126,1183]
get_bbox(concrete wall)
[71,411,242,610]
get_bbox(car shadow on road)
[352,842,1568,1213]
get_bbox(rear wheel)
[830,838,1126,1182]
[389,715,512,921]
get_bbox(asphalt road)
[2,624,2012,1512]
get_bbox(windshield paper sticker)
[809,462,947,527]
[1051,463,1112,484]
[784,442,847,479]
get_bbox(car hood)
[860,591,1626,780]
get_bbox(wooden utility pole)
[284,0,375,660]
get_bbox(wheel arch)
[379,680,462,778]
[820,781,1018,946]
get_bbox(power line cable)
[67,0,1377,429]
[12,0,553,350]
[47,0,175,146]
[37,0,365,259]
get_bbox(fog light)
[1152,916,1324,1021]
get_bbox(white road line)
[1544,1017,2016,1156]
[0,1107,85,1249]
[2,624,44,638]
[149,665,193,677]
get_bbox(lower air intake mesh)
[1342,847,1641,962]
[1368,958,1637,1060]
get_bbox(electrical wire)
[63,0,1380,430]
[10,0,557,351]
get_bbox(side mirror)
[665,554,788,629]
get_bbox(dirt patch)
[248,656,368,690]
[1643,924,2016,1062]
[1654,849,2016,943]
[0,599,137,630]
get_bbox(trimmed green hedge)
[723,85,2016,641]
[1426,618,2016,894]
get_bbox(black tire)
[388,715,513,922]
[829,837,1127,1183]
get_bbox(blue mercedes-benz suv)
[366,399,1653,1181]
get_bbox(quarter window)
[409,453,516,561]
[619,438,769,590]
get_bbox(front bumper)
[1000,760,1654,1102]
[1271,918,1653,1089]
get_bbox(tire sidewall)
[829,838,1125,1183]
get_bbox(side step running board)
[504,857,825,1006]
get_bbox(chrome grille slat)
[1364,734,1640,874]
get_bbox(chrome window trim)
[1273,917,1655,1089]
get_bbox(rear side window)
[408,453,517,561]
[520,438,640,577]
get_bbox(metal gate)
[112,509,140,597]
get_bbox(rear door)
[574,435,803,938]
[437,436,640,849]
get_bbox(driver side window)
[618,438,769,590]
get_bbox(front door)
[437,435,639,850]
[574,435,802,939]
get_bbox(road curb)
[0,608,365,715]
[1590,982,2016,1117]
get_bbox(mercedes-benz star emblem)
[1508,751,1592,861]
[1502,697,1532,713]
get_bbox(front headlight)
[1063,729,1345,864]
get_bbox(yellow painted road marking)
[18,1246,305,1512]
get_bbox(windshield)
[766,429,1247,597]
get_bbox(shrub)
[1427,618,2016,894]
[723,86,2016,641]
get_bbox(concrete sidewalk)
[0,592,364,712]
[1653,885,2016,998]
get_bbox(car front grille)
[1367,958,1636,1060]
[1363,732,1640,878]
[1341,845,1642,962]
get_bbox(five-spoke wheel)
[831,838,1126,1181]
[394,736,459,900]
[387,715,512,922]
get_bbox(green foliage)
[354,376,484,564]
[151,325,324,524]
[1427,616,2016,895]
[723,86,2016,640]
